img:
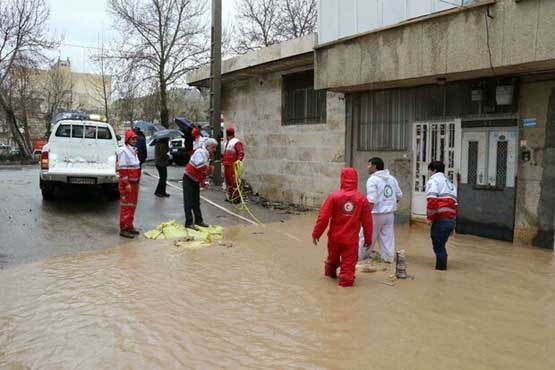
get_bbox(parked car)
[9,147,21,156]
[39,112,121,200]
[169,137,190,166]
[0,144,10,155]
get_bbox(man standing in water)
[358,157,402,263]
[223,127,244,203]
[118,129,141,238]
[426,161,458,270]
[312,167,373,287]
[183,138,218,230]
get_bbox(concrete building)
[316,0,555,248]
[188,34,346,207]
[188,0,555,249]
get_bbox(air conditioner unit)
[496,85,514,105]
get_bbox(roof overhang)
[187,34,316,88]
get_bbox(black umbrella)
[175,117,194,131]
[132,120,161,132]
[148,129,183,146]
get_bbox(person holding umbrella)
[149,129,185,198]
[154,137,171,197]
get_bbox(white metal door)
[411,120,461,218]
[460,128,517,188]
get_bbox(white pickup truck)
[40,114,121,200]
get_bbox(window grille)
[468,141,478,185]
[282,70,326,126]
[496,141,508,188]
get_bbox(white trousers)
[358,212,395,263]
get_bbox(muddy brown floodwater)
[1,214,554,370]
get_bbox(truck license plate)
[68,177,97,185]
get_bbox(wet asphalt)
[0,163,288,268]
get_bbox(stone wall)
[516,78,555,247]
[221,73,345,208]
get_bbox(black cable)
[485,7,496,76]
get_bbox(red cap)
[124,128,137,143]
[192,127,200,138]
[226,127,235,136]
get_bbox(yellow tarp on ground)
[144,220,223,249]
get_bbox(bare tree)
[233,0,317,54]
[4,60,42,148]
[113,59,144,126]
[109,0,209,128]
[43,60,73,132]
[279,0,317,39]
[0,0,57,157]
[90,42,115,122]
[233,0,282,53]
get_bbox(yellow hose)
[232,160,264,225]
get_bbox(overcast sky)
[47,0,236,73]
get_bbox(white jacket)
[366,170,402,214]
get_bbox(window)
[350,77,518,152]
[496,141,508,188]
[356,90,410,151]
[97,127,112,140]
[85,126,96,139]
[72,125,83,138]
[55,125,71,137]
[282,70,326,125]
[467,141,479,185]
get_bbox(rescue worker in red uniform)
[183,138,218,229]
[118,129,141,238]
[312,167,373,287]
[223,127,244,203]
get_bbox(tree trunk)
[159,78,169,128]
[0,93,32,157]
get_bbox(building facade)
[316,0,554,247]
[188,35,346,207]
[0,58,112,148]
[188,0,555,248]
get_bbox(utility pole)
[210,0,223,186]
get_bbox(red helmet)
[192,127,201,138]
[124,128,138,143]
[226,127,235,137]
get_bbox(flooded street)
[1,213,554,370]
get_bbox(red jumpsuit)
[312,168,373,287]
[118,130,141,232]
[223,136,244,201]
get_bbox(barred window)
[282,70,326,125]
[356,90,410,151]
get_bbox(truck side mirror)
[116,134,122,141]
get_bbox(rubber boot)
[435,256,448,271]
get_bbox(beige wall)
[515,78,555,244]
[315,0,555,91]
[221,72,346,208]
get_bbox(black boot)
[435,256,448,271]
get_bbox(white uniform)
[193,136,207,151]
[358,169,402,262]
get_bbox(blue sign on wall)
[523,118,537,128]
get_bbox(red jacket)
[184,147,210,186]
[312,168,373,245]
[426,172,458,221]
[223,137,244,165]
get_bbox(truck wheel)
[40,179,55,200]
[110,185,120,200]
